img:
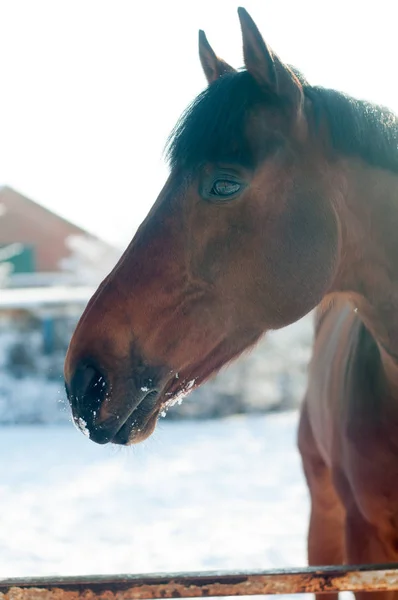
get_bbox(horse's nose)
[66,361,110,444]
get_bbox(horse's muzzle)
[66,359,164,445]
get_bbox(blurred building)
[0,185,120,289]
[0,184,121,355]
[0,187,122,422]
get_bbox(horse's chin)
[111,408,160,445]
[108,377,199,445]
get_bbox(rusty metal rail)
[2,565,398,599]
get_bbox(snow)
[0,286,94,309]
[0,412,310,581]
[76,417,90,438]
[0,372,66,424]
[164,378,198,414]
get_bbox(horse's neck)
[333,159,398,387]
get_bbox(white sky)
[0,0,396,248]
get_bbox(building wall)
[0,186,113,273]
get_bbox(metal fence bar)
[2,565,398,599]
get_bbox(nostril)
[69,361,107,422]
[80,366,100,398]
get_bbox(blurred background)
[0,0,395,589]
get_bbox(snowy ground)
[0,411,311,583]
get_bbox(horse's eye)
[210,180,241,198]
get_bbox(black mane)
[306,86,398,173]
[166,69,398,174]
[167,71,274,170]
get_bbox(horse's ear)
[237,7,303,107]
[199,30,236,84]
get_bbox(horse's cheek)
[263,193,339,325]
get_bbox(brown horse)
[64,7,398,595]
